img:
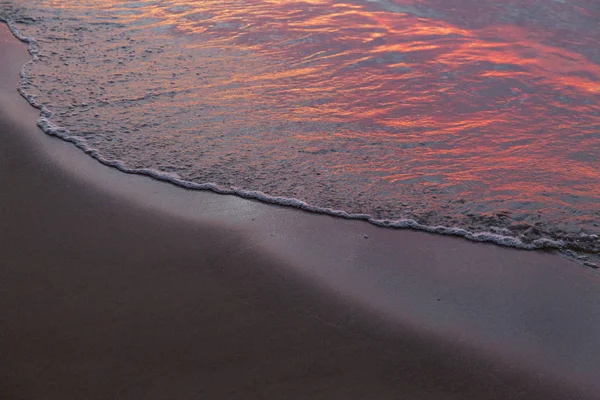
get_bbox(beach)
[1,22,600,400]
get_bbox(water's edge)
[2,17,597,270]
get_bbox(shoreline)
[2,15,595,266]
[2,22,600,399]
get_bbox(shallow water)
[1,0,599,261]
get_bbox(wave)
[2,10,599,268]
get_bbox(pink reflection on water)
[19,0,600,252]
[176,0,600,202]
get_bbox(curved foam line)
[0,15,566,252]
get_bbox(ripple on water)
[1,0,599,263]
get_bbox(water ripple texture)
[2,0,599,262]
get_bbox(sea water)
[1,0,599,264]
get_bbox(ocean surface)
[1,0,599,264]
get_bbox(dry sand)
[1,23,600,399]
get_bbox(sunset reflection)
[10,0,600,254]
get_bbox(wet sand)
[1,23,600,399]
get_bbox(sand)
[1,23,600,399]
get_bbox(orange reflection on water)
[20,0,600,247]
